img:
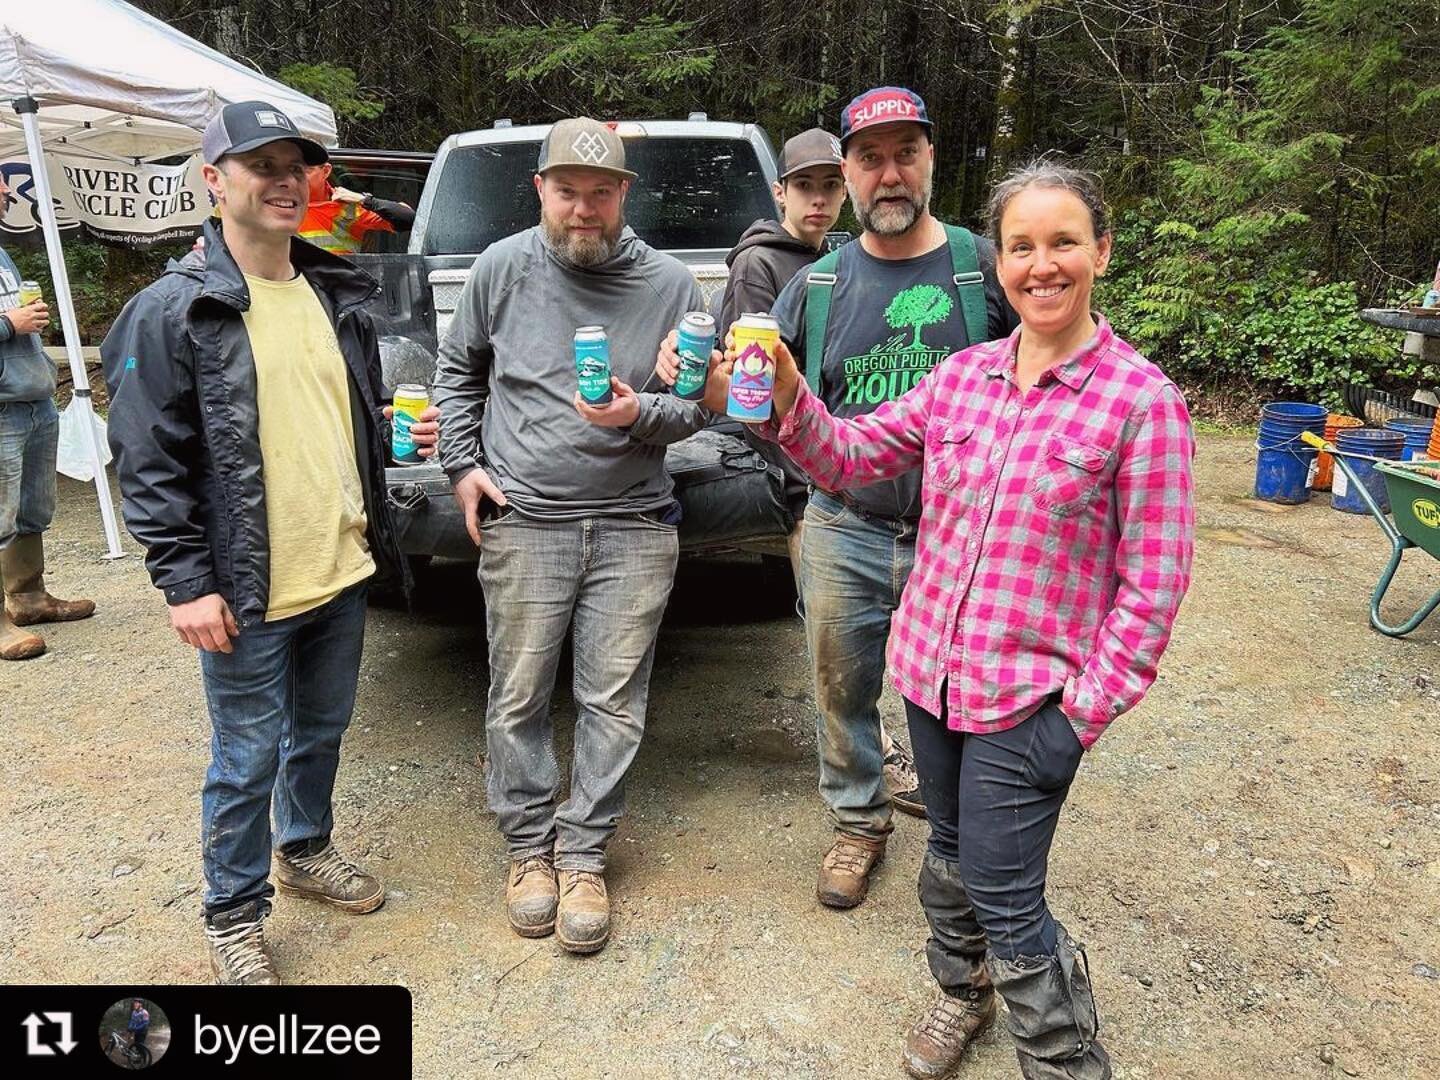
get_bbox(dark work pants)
[905,695,1083,961]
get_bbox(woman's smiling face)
[996,185,1112,342]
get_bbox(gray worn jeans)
[0,398,58,551]
[477,510,679,872]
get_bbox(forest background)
[14,0,1440,414]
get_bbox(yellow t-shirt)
[242,272,375,621]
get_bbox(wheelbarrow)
[1301,430,1440,637]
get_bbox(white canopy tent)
[0,0,336,557]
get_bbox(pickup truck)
[343,118,797,564]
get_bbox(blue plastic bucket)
[1332,427,1405,514]
[1382,418,1435,461]
[1255,402,1326,503]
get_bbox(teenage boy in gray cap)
[433,116,707,956]
[718,127,846,331]
[102,100,437,984]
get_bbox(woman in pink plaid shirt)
[709,162,1194,1080]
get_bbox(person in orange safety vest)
[298,162,415,255]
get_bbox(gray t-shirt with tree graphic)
[770,232,1017,520]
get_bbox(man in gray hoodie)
[0,172,95,660]
[433,117,707,956]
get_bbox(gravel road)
[3,434,1437,1078]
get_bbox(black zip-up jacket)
[719,219,823,332]
[101,219,406,629]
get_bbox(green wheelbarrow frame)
[1322,443,1440,637]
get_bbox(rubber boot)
[987,922,1112,1080]
[903,853,997,1078]
[0,606,45,660]
[2,533,95,626]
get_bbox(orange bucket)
[1429,419,1440,461]
[1314,414,1364,490]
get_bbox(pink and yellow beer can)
[726,313,779,423]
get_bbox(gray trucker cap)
[537,117,638,180]
[202,101,328,166]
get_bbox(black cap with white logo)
[202,101,329,166]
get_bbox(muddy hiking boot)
[205,899,281,985]
[556,869,610,955]
[988,924,1112,1080]
[905,851,997,1077]
[884,741,925,817]
[903,990,999,1079]
[0,608,44,660]
[817,833,886,909]
[273,841,385,914]
[1,533,96,627]
[506,854,558,938]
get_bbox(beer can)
[726,313,780,423]
[391,384,429,465]
[574,325,613,406]
[673,311,715,402]
[18,280,42,307]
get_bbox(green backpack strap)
[803,248,843,396]
[944,223,987,346]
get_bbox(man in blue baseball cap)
[766,87,1018,1074]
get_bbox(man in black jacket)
[102,101,436,985]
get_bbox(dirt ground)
[3,434,1438,1079]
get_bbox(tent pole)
[13,96,124,560]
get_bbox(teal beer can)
[574,326,613,406]
[674,311,715,402]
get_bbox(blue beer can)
[574,325,613,406]
[673,311,715,401]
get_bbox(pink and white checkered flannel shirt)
[774,316,1195,748]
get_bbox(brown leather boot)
[505,854,558,938]
[816,833,886,909]
[556,869,610,954]
[0,607,45,660]
[903,989,998,1078]
[2,534,95,626]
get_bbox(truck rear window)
[422,138,777,256]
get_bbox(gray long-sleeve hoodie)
[0,248,56,403]
[433,224,707,520]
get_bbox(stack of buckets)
[1313,413,1364,491]
[1382,417,1437,461]
[1255,402,1327,503]
[1254,402,1431,513]
[1331,427,1406,513]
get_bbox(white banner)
[1,152,210,249]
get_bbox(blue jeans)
[0,398,58,551]
[905,695,1084,960]
[198,584,368,914]
[478,511,678,873]
[799,490,917,841]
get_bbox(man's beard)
[542,213,623,266]
[849,174,932,237]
